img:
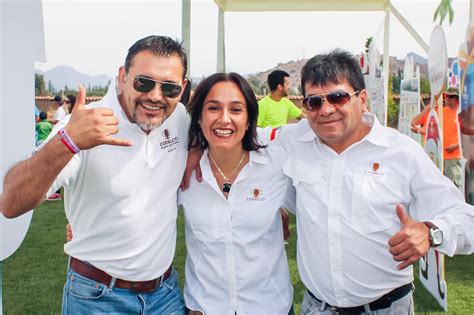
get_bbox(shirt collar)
[297,112,390,148]
[201,149,269,167]
[200,149,268,190]
[250,149,270,164]
[298,120,318,142]
[362,113,390,147]
[101,77,129,125]
[102,77,120,109]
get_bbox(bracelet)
[57,128,80,154]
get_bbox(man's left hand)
[388,204,430,270]
[180,147,203,191]
[280,208,290,241]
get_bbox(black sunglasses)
[302,90,359,111]
[133,76,183,98]
[445,94,458,99]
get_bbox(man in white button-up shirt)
[1,36,189,314]
[277,50,474,315]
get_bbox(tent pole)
[181,0,191,76]
[217,7,226,72]
[389,3,429,54]
[383,5,390,126]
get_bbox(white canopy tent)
[180,0,474,78]
[181,0,435,126]
[211,0,429,72]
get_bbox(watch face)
[432,229,443,246]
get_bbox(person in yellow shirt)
[257,70,306,127]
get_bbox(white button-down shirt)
[278,114,474,307]
[179,146,295,315]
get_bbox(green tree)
[63,86,78,96]
[364,37,373,54]
[433,0,454,25]
[420,76,431,94]
[47,80,56,94]
[392,70,401,95]
[34,73,46,96]
[247,77,263,95]
[86,84,109,97]
[387,74,399,128]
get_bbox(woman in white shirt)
[179,72,295,315]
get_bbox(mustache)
[136,98,165,106]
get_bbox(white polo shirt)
[277,114,474,307]
[45,82,189,281]
[179,145,295,315]
[53,105,67,122]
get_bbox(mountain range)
[247,52,432,92]
[35,65,112,91]
[37,52,452,93]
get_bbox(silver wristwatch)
[423,221,443,248]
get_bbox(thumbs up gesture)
[64,86,132,150]
[388,204,431,270]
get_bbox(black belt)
[70,257,172,293]
[307,283,413,315]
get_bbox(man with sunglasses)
[1,35,188,314]
[276,49,474,314]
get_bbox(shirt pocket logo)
[246,188,265,201]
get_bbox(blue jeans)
[62,267,185,315]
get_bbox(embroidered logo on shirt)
[160,129,179,152]
[246,188,265,201]
[364,162,385,176]
[162,129,171,139]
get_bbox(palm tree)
[433,0,455,25]
[364,37,373,54]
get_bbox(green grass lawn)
[3,200,474,314]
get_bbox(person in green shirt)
[258,70,306,127]
[35,111,53,146]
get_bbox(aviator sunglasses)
[133,76,183,98]
[302,90,359,111]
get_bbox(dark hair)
[39,111,47,120]
[267,70,289,91]
[124,35,188,79]
[301,49,365,96]
[66,94,76,112]
[53,95,63,103]
[187,72,265,152]
[179,79,192,106]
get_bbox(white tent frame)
[181,0,435,126]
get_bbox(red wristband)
[57,129,80,154]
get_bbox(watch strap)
[423,221,442,247]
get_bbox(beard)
[132,98,169,131]
[133,110,167,131]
